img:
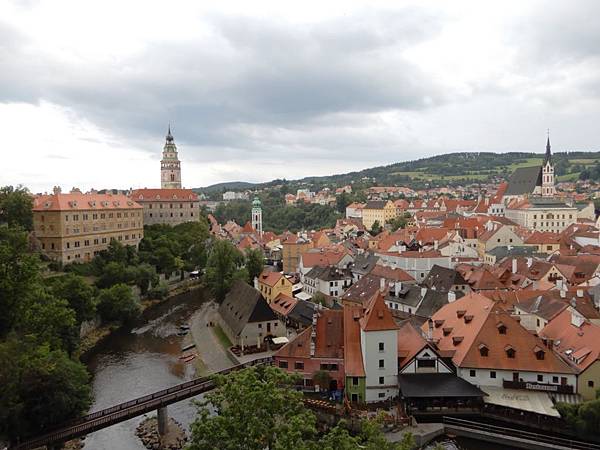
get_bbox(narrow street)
[188,301,239,374]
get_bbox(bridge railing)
[10,357,274,450]
[443,416,600,450]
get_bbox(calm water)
[82,289,207,450]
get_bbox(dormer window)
[479,343,489,357]
[452,336,464,346]
[534,346,545,360]
[457,310,466,318]
[505,345,516,358]
[497,322,507,334]
[464,315,473,324]
[443,327,453,336]
[434,319,444,328]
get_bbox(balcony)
[502,379,573,394]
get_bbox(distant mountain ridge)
[194,150,600,192]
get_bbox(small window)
[278,361,288,369]
[537,375,543,382]
[588,380,595,388]
[378,342,385,352]
[294,361,304,370]
[379,376,384,385]
[490,371,496,379]
[506,348,516,358]
[352,377,359,386]
[469,369,476,377]
[378,359,385,369]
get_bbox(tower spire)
[545,129,551,163]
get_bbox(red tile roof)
[34,192,141,211]
[130,188,198,201]
[343,305,366,376]
[360,292,399,332]
[259,270,285,287]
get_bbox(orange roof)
[270,293,298,317]
[33,192,141,211]
[258,270,285,287]
[397,321,428,370]
[343,305,366,376]
[525,231,561,245]
[241,221,255,233]
[371,265,415,283]
[315,309,345,358]
[275,327,311,358]
[428,293,574,373]
[541,309,600,371]
[130,188,198,201]
[301,251,347,268]
[359,292,399,332]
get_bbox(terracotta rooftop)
[359,292,399,332]
[34,192,141,211]
[130,188,198,201]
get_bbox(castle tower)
[251,196,263,236]
[541,134,555,197]
[160,126,182,189]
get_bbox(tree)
[0,227,42,337]
[188,366,317,450]
[336,192,351,214]
[245,248,265,285]
[155,246,177,277]
[387,215,408,232]
[0,185,33,230]
[95,261,129,289]
[134,263,159,295]
[370,220,382,236]
[557,389,600,436]
[188,366,415,450]
[0,339,91,441]
[18,291,79,355]
[47,273,96,324]
[312,292,327,306]
[96,283,140,324]
[312,370,332,391]
[205,240,245,302]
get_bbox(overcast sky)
[1,0,599,193]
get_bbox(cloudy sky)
[1,0,599,192]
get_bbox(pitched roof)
[218,280,277,336]
[428,293,574,374]
[371,264,415,283]
[270,293,298,317]
[541,309,600,371]
[258,270,285,287]
[422,265,467,291]
[33,192,141,211]
[130,188,198,201]
[505,166,542,196]
[343,305,366,376]
[359,292,399,332]
[364,200,390,209]
[397,321,429,369]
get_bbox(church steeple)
[160,125,182,189]
[545,131,552,164]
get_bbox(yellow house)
[362,200,397,229]
[257,270,294,303]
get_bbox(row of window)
[148,212,194,218]
[148,203,196,209]
[64,234,141,249]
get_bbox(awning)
[482,386,560,418]
[271,337,289,345]
[398,373,487,398]
[550,392,583,405]
[295,292,312,301]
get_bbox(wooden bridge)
[10,357,273,450]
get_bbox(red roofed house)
[427,293,577,407]
[540,309,600,400]
[256,270,293,303]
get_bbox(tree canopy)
[205,239,246,302]
[188,366,414,450]
[0,185,33,230]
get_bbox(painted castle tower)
[251,196,263,236]
[541,135,555,197]
[160,126,182,189]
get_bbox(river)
[83,288,207,450]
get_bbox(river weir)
[82,288,207,450]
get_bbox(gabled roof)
[258,270,286,287]
[34,192,141,211]
[397,321,429,369]
[428,293,574,374]
[422,265,467,291]
[218,280,277,337]
[270,293,298,317]
[344,305,366,376]
[504,166,542,196]
[359,292,399,332]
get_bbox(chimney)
[577,289,584,298]
[560,290,566,298]
[526,257,533,268]
[421,287,427,298]
[448,291,456,303]
[434,240,439,250]
[570,310,585,328]
[427,319,434,341]
[512,258,517,275]
[380,277,386,293]
[52,186,62,195]
[394,282,402,297]
[556,279,563,290]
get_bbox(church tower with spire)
[160,125,182,189]
[541,133,555,197]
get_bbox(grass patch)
[213,324,233,349]
[558,172,581,182]
[570,159,598,165]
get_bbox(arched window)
[170,174,175,181]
